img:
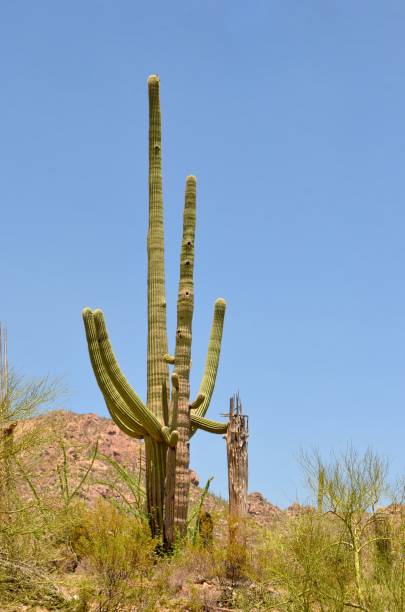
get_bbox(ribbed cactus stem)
[170,372,179,430]
[189,393,205,411]
[162,381,169,426]
[145,76,171,537]
[171,176,197,535]
[145,436,167,535]
[147,75,169,421]
[82,309,146,438]
[164,377,179,546]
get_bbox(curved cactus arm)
[161,426,179,447]
[192,298,226,418]
[82,308,146,435]
[190,413,228,434]
[105,399,144,439]
[82,308,163,441]
[189,393,205,411]
[93,309,161,430]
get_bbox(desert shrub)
[278,512,354,609]
[0,485,79,609]
[95,450,147,522]
[234,511,351,611]
[75,499,156,611]
[144,536,227,611]
[365,505,405,611]
[0,336,75,608]
[230,448,403,611]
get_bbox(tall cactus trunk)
[146,76,169,536]
[172,176,196,536]
[145,437,167,537]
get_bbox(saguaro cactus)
[82,75,227,542]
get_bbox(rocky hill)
[15,410,285,525]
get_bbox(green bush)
[75,499,156,611]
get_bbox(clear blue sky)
[2,2,404,506]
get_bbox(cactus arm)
[93,310,150,423]
[82,308,163,441]
[171,176,197,534]
[160,379,178,445]
[105,399,144,439]
[162,381,169,426]
[163,366,180,546]
[171,373,179,431]
[147,75,169,422]
[192,298,226,418]
[161,426,179,446]
[105,395,146,439]
[171,372,179,389]
[189,393,205,411]
[190,413,228,434]
[173,176,196,373]
[163,354,175,364]
[82,308,146,435]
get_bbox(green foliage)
[95,450,147,522]
[56,440,98,511]
[75,499,157,611]
[302,447,389,609]
[188,476,214,544]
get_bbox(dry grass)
[1,406,404,611]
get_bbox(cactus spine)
[82,76,227,543]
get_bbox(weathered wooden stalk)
[226,394,248,578]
